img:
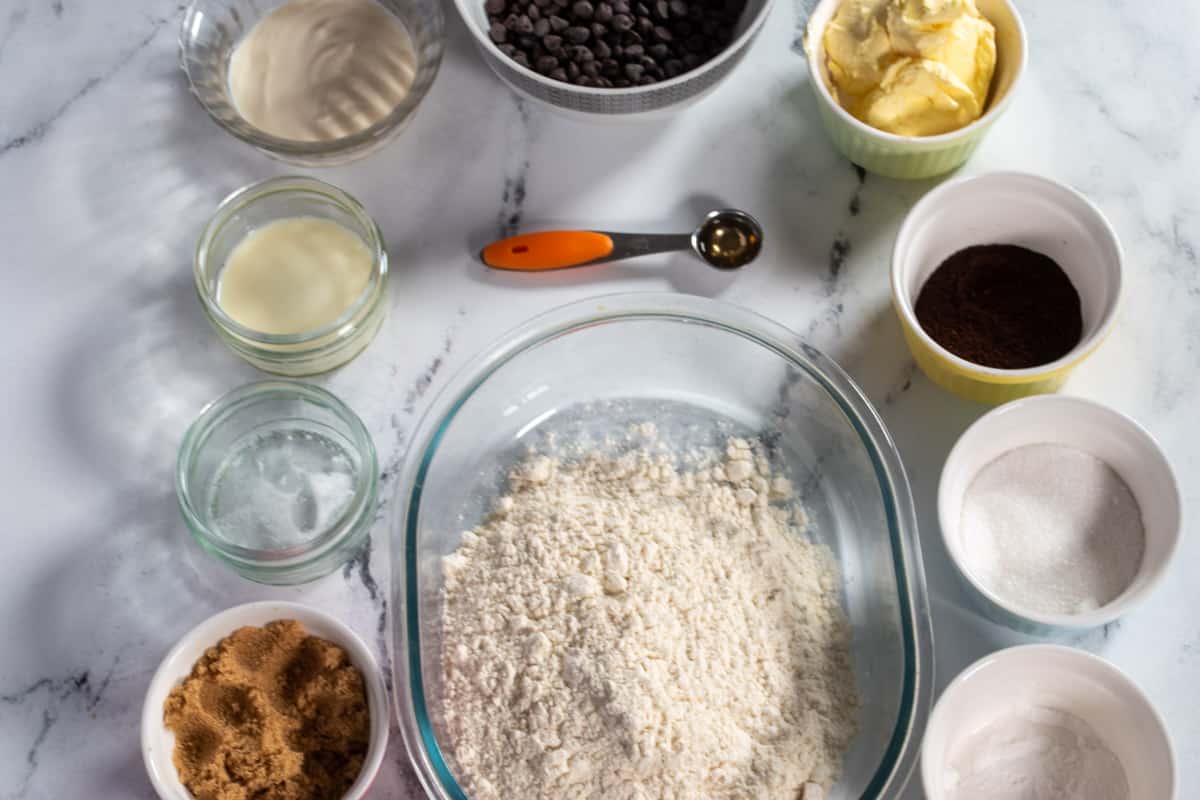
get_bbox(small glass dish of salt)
[938,394,1180,634]
[176,380,378,585]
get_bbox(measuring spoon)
[481,209,763,271]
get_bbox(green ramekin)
[803,0,1027,180]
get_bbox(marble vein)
[1,16,165,156]
[495,97,531,238]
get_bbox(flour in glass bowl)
[438,431,859,800]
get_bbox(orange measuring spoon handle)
[481,230,615,271]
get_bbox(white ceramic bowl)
[804,0,1027,178]
[939,395,1181,633]
[892,171,1124,405]
[452,0,773,117]
[922,644,1176,799]
[141,602,389,800]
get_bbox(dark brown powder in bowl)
[914,244,1084,370]
[163,620,370,800]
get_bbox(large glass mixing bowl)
[391,293,933,798]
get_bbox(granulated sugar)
[960,443,1145,615]
[438,436,858,800]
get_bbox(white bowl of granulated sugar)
[938,394,1181,634]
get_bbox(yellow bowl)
[803,0,1027,180]
[891,172,1123,405]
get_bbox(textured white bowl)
[939,395,1181,633]
[922,644,1176,799]
[452,0,774,118]
[141,601,389,800]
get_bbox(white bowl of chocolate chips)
[454,0,774,116]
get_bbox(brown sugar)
[163,619,370,800]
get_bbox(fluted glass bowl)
[180,0,444,165]
[391,293,934,799]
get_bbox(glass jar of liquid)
[195,176,388,376]
[176,380,378,584]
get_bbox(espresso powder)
[914,244,1083,369]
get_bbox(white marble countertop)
[2,0,1197,796]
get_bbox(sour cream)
[228,0,418,142]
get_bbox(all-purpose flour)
[439,436,858,800]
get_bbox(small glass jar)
[176,380,379,585]
[195,176,388,376]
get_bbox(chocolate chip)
[489,0,747,88]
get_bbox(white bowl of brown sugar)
[141,601,389,800]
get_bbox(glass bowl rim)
[391,292,934,799]
[178,0,445,159]
[193,176,389,348]
[176,379,379,570]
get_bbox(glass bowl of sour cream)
[180,0,444,165]
[194,176,389,376]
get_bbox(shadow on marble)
[49,258,253,490]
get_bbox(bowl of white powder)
[938,394,1181,634]
[922,644,1175,800]
[390,293,935,799]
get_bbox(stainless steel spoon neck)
[602,232,694,261]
